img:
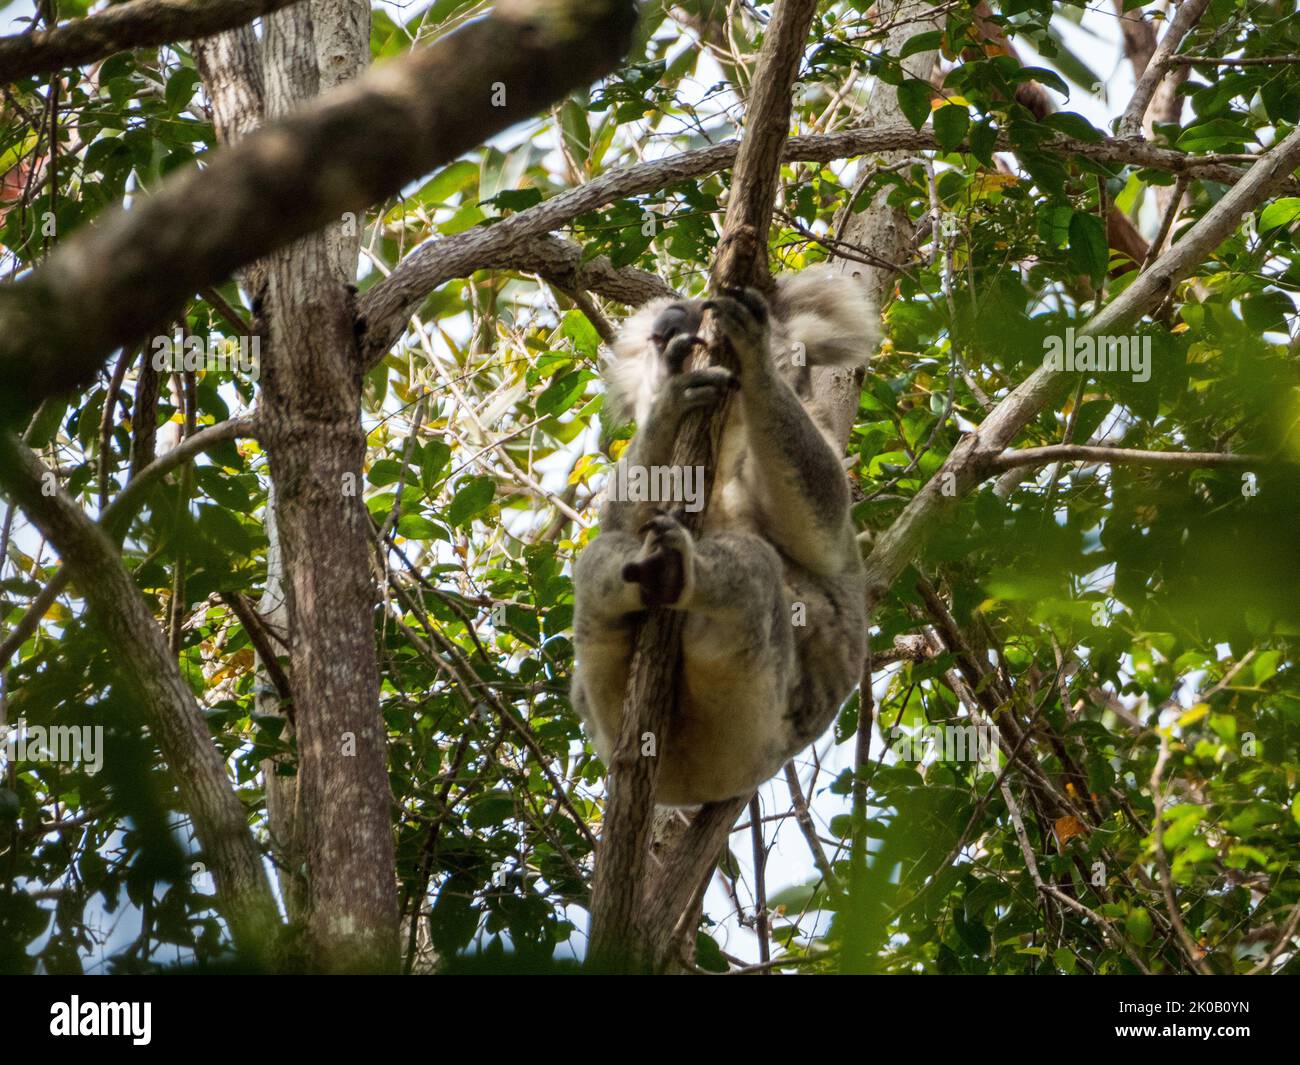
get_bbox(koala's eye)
[649,304,699,352]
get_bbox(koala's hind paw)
[622,511,693,607]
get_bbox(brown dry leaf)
[1054,815,1087,849]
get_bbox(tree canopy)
[1,0,1298,975]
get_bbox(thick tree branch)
[0,0,638,427]
[0,0,301,83]
[193,23,266,145]
[486,233,676,305]
[359,126,1266,368]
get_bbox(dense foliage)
[2,0,1299,973]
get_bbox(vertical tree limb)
[253,0,400,973]
[586,0,819,971]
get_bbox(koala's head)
[603,296,704,428]
[646,302,703,355]
[602,267,879,429]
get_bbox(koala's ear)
[773,267,879,368]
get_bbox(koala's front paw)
[702,288,770,365]
[622,511,693,607]
[662,332,705,375]
[667,366,738,413]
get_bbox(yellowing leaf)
[975,172,1019,192]
[570,453,601,484]
[1054,815,1087,848]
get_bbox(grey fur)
[604,265,878,428]
[572,268,875,806]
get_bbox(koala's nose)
[650,304,700,352]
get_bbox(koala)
[571,266,875,807]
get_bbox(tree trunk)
[253,0,398,973]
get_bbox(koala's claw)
[637,510,689,540]
[701,291,771,368]
[672,367,738,410]
[622,511,692,607]
[663,332,704,375]
[703,287,770,327]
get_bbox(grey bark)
[0,0,303,83]
[0,0,640,427]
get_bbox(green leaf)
[368,458,406,487]
[933,105,969,152]
[900,29,944,59]
[466,792,515,828]
[897,79,934,130]
[1241,290,1292,333]
[1013,66,1070,96]
[447,476,495,528]
[562,310,600,359]
[396,514,444,541]
[1126,907,1153,946]
[1067,211,1108,282]
[481,187,543,213]
[1259,197,1300,232]
[418,160,479,206]
[1041,111,1102,142]
[164,67,200,112]
[420,440,452,493]
[1176,118,1253,152]
[969,118,997,168]
[537,371,591,417]
[695,932,729,972]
